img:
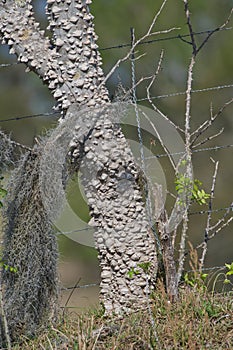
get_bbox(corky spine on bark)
[0,0,158,318]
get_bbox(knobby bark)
[0,0,158,337]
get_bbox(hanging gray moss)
[2,149,59,341]
[0,129,15,170]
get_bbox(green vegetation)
[127,261,152,279]
[0,257,18,273]
[175,175,210,205]
[10,281,232,349]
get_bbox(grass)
[10,280,233,350]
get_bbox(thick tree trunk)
[0,0,158,320]
[79,108,157,313]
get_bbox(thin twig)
[192,128,224,149]
[209,206,233,232]
[191,98,233,145]
[140,109,176,171]
[195,203,233,252]
[177,212,189,284]
[183,0,197,54]
[145,51,185,171]
[196,7,233,54]
[211,216,233,237]
[99,0,179,88]
[189,203,233,216]
[146,53,185,134]
[199,160,219,270]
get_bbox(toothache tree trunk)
[0,0,157,337]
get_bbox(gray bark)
[0,0,158,318]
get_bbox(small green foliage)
[180,159,188,167]
[225,262,233,275]
[138,261,151,273]
[192,179,210,205]
[175,174,192,195]
[175,175,210,206]
[223,262,233,284]
[195,299,221,318]
[127,267,141,279]
[0,258,18,273]
[184,271,208,290]
[127,262,151,278]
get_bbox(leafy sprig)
[175,175,210,205]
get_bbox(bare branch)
[146,52,185,135]
[183,1,233,56]
[177,211,189,284]
[124,73,160,100]
[191,98,233,145]
[192,127,224,149]
[146,0,168,36]
[199,160,219,270]
[184,56,195,155]
[175,1,197,283]
[195,203,233,255]
[147,50,165,91]
[100,0,179,88]
[183,0,197,54]
[101,26,179,88]
[212,216,233,237]
[140,109,176,170]
[209,204,233,237]
[196,7,233,54]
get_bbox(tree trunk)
[0,0,158,323]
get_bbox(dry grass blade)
[7,282,233,350]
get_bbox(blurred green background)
[0,0,232,306]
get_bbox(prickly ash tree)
[0,0,158,339]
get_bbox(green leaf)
[225,262,233,270]
[184,273,195,287]
[0,188,7,195]
[127,268,140,278]
[224,279,230,284]
[226,271,233,276]
[138,261,151,273]
[201,273,208,280]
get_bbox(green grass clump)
[11,281,233,350]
